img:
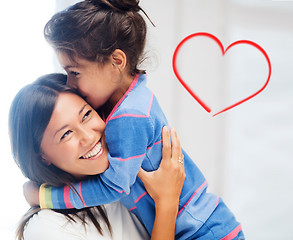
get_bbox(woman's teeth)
[82,142,102,159]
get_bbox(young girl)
[10,73,185,240]
[26,0,244,239]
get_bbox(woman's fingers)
[161,126,171,163]
[170,128,184,166]
[170,128,185,189]
[162,127,185,188]
[137,167,149,182]
[160,126,184,168]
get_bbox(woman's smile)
[80,139,104,160]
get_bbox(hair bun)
[88,0,141,12]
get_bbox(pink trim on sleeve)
[134,191,147,204]
[215,195,219,209]
[113,188,129,194]
[109,93,154,121]
[220,224,242,240]
[147,139,162,149]
[64,185,74,209]
[114,152,146,162]
[178,180,207,215]
[129,206,137,211]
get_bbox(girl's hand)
[137,126,186,211]
[23,181,40,207]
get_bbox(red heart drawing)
[172,32,271,117]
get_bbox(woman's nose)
[79,127,95,146]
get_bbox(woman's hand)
[137,126,185,239]
[138,126,185,207]
[23,181,40,207]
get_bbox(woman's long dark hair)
[44,0,153,76]
[9,73,112,239]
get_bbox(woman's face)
[40,92,109,179]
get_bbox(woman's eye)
[82,110,92,121]
[60,130,72,140]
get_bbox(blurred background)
[1,0,292,239]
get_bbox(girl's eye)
[60,130,72,140]
[82,110,92,121]
[70,71,79,77]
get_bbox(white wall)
[0,1,56,239]
[142,0,293,239]
[225,2,293,239]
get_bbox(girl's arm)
[35,115,153,209]
[22,121,176,210]
[138,127,185,240]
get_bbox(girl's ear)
[111,49,127,71]
[40,154,51,166]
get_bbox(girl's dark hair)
[44,0,153,76]
[9,73,112,239]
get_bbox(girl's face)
[40,92,109,179]
[57,52,126,110]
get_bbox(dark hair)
[44,0,153,76]
[9,73,112,239]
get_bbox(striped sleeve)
[39,184,52,209]
[39,183,84,209]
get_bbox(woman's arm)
[138,127,186,240]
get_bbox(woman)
[9,73,185,240]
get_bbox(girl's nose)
[67,76,77,88]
